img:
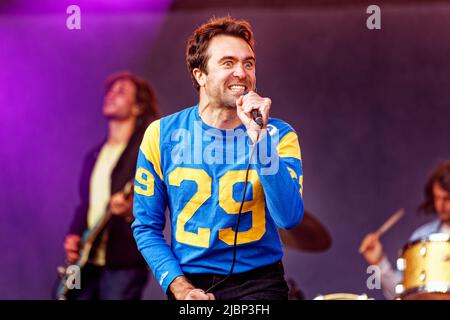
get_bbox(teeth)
[229,85,246,91]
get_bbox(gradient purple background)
[1,2,449,299]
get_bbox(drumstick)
[374,208,405,238]
[359,208,404,253]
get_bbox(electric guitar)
[54,180,134,300]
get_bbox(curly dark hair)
[418,160,450,215]
[185,16,255,91]
[105,71,160,128]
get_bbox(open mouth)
[227,84,247,94]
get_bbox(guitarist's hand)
[110,192,133,221]
[64,234,81,263]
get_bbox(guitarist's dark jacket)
[68,122,148,268]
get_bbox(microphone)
[251,110,264,128]
[242,91,264,128]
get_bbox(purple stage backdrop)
[1,2,449,299]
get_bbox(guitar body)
[54,223,107,300]
[54,181,134,300]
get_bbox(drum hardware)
[279,209,332,252]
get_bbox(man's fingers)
[241,95,270,122]
[185,289,211,300]
[110,195,121,206]
[110,200,131,216]
[67,252,80,263]
[111,201,125,209]
[359,236,372,253]
[261,98,271,123]
[359,242,370,253]
[64,239,80,251]
[110,194,127,208]
[358,242,367,253]
[359,234,378,253]
[64,243,77,251]
[111,192,126,203]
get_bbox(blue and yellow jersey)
[132,105,304,293]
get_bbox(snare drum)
[396,233,450,300]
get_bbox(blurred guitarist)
[63,72,160,299]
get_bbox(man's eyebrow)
[218,56,256,63]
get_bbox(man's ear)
[193,68,206,88]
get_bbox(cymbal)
[279,209,332,252]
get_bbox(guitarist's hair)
[105,71,161,128]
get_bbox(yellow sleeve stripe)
[140,119,163,180]
[277,131,302,160]
[287,167,304,197]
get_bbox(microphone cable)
[205,128,261,294]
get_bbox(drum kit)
[395,233,450,300]
[280,209,450,300]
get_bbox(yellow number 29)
[168,167,266,248]
[169,167,212,248]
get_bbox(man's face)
[201,35,256,108]
[102,79,139,120]
[432,182,450,224]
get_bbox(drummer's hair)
[418,160,450,215]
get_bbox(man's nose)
[232,64,247,78]
[105,91,116,101]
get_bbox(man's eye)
[244,62,254,69]
[223,61,233,67]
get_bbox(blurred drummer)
[359,160,450,299]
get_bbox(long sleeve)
[378,256,402,300]
[255,128,304,230]
[132,120,184,293]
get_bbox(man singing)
[132,16,304,300]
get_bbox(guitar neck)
[83,209,113,245]
[82,180,134,247]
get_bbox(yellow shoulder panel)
[140,120,163,180]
